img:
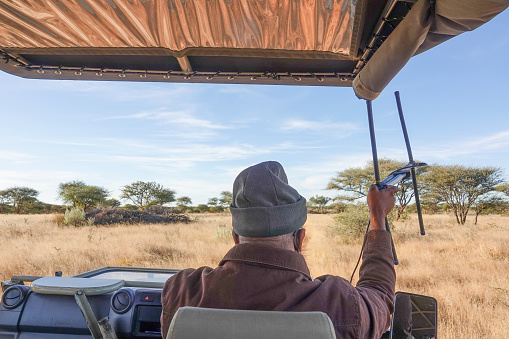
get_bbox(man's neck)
[238,234,295,252]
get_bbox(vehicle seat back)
[167,307,337,339]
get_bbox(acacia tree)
[0,190,9,213]
[103,198,121,208]
[418,188,442,214]
[176,196,192,212]
[58,180,109,211]
[420,165,505,225]
[308,195,331,213]
[498,183,509,196]
[2,187,39,214]
[207,197,224,212]
[327,158,425,219]
[120,181,175,210]
[218,191,232,208]
[472,193,508,225]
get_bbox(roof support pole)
[366,100,398,265]
[395,91,425,235]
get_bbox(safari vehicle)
[0,0,507,338]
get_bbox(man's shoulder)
[164,265,215,288]
[162,266,216,302]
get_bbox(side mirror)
[391,292,437,339]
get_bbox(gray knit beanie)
[230,161,307,237]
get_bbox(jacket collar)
[219,243,312,280]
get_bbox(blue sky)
[1,10,508,206]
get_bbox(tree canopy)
[176,196,193,211]
[120,181,175,210]
[308,195,331,213]
[103,198,121,208]
[420,165,505,224]
[207,197,224,212]
[1,186,39,214]
[58,180,109,210]
[327,158,425,219]
[472,192,509,225]
[219,191,233,208]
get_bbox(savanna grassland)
[1,213,508,338]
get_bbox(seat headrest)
[167,307,336,339]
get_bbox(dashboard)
[0,267,179,339]
[0,267,438,339]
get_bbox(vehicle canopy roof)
[0,0,507,100]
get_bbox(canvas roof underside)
[0,0,507,100]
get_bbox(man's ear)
[296,228,306,252]
[232,230,240,245]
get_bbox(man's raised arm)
[356,184,398,338]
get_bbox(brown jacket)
[161,230,395,339]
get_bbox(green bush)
[194,204,210,213]
[208,206,225,213]
[331,203,396,241]
[332,203,371,240]
[63,207,87,227]
[397,209,409,220]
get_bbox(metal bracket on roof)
[177,56,193,73]
[353,0,414,75]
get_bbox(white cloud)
[101,109,231,133]
[281,119,359,136]
[95,83,195,104]
[170,178,232,202]
[0,169,86,204]
[0,170,83,184]
[0,75,199,106]
[415,130,509,160]
[16,139,101,147]
[92,143,287,167]
[64,140,332,178]
[217,86,266,97]
[285,153,372,198]
[467,130,509,152]
[0,150,38,163]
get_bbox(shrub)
[397,209,410,220]
[208,206,225,213]
[195,204,209,213]
[331,203,396,241]
[332,203,371,240]
[52,213,65,226]
[63,207,87,227]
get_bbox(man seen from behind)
[161,161,397,338]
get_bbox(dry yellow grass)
[1,212,508,338]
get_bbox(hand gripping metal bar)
[377,161,427,190]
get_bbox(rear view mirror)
[391,292,437,339]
